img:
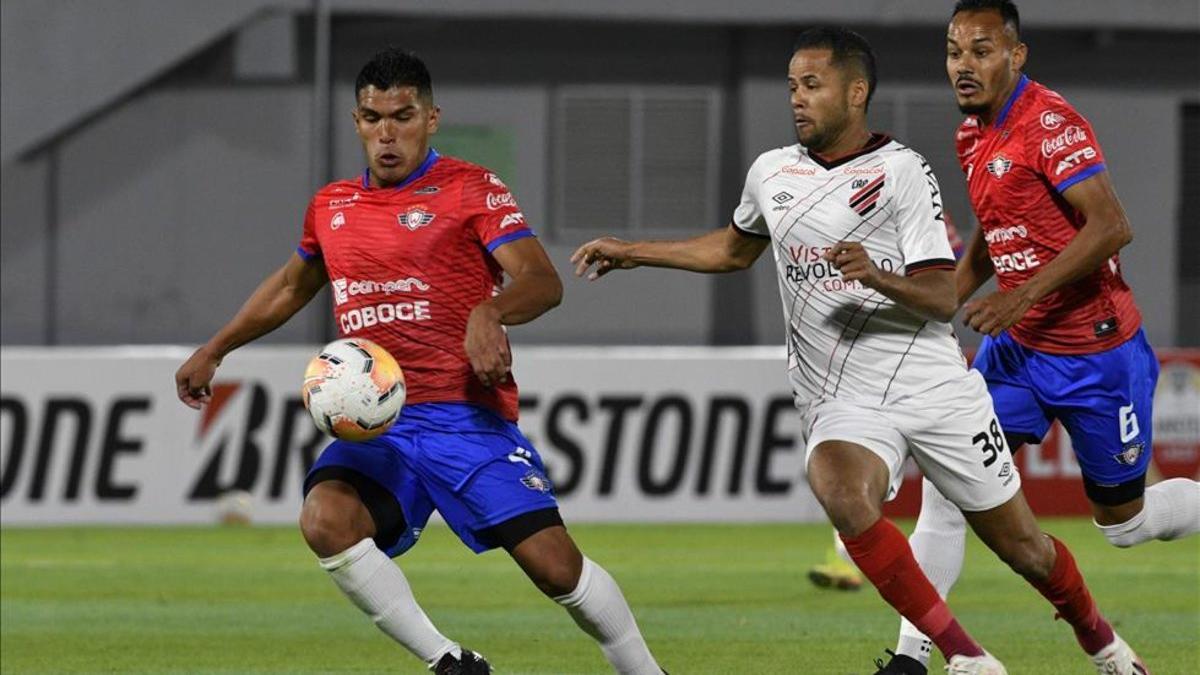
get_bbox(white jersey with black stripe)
[733,134,970,407]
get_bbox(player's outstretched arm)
[570,224,769,280]
[961,172,1132,336]
[464,237,562,387]
[175,253,328,408]
[825,241,958,322]
[955,223,994,307]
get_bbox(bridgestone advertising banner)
[2,347,1197,525]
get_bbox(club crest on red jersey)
[986,154,1013,179]
[398,207,436,231]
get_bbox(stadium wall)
[3,346,1197,526]
[1,19,1197,349]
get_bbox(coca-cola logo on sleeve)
[1041,126,1088,158]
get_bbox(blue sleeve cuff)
[1055,163,1106,193]
[296,246,320,261]
[485,229,536,252]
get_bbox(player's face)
[788,49,856,153]
[946,10,1027,119]
[353,85,440,188]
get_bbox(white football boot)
[1090,634,1150,674]
[945,653,1007,675]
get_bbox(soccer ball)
[302,338,406,441]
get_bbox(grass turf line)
[2,520,1197,674]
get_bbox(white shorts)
[800,370,1021,512]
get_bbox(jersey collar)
[361,148,440,190]
[806,132,892,170]
[991,74,1030,129]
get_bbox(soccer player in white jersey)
[572,27,1146,675]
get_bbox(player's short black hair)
[792,27,877,111]
[355,48,433,102]
[952,0,1021,39]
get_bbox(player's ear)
[424,103,439,133]
[1011,41,1028,73]
[849,76,869,110]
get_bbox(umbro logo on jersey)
[413,186,440,195]
[330,212,345,230]
[848,174,885,216]
[398,207,435,231]
[772,191,794,204]
[986,155,1013,179]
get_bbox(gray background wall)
[2,2,1198,349]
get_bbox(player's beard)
[957,100,991,116]
[797,109,848,154]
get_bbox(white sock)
[895,478,967,667]
[1097,478,1200,547]
[833,527,854,565]
[319,538,458,667]
[554,557,660,675]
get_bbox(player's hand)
[570,237,638,280]
[175,346,221,409]
[825,241,883,289]
[465,303,511,387]
[961,288,1036,337]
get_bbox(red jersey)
[298,150,533,420]
[956,75,1141,354]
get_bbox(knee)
[530,554,583,598]
[299,484,373,558]
[996,533,1054,580]
[812,482,880,536]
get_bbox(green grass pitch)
[2,520,1197,674]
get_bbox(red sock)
[840,518,985,660]
[1029,536,1115,655]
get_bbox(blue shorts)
[973,329,1159,486]
[304,402,558,557]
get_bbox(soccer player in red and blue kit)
[874,2,1198,674]
[176,49,664,675]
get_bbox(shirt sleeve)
[462,170,535,253]
[894,153,956,275]
[1028,100,1107,194]
[731,157,770,238]
[297,195,321,261]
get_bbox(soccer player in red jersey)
[875,2,1196,674]
[175,49,663,675]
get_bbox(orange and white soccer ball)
[302,338,405,441]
